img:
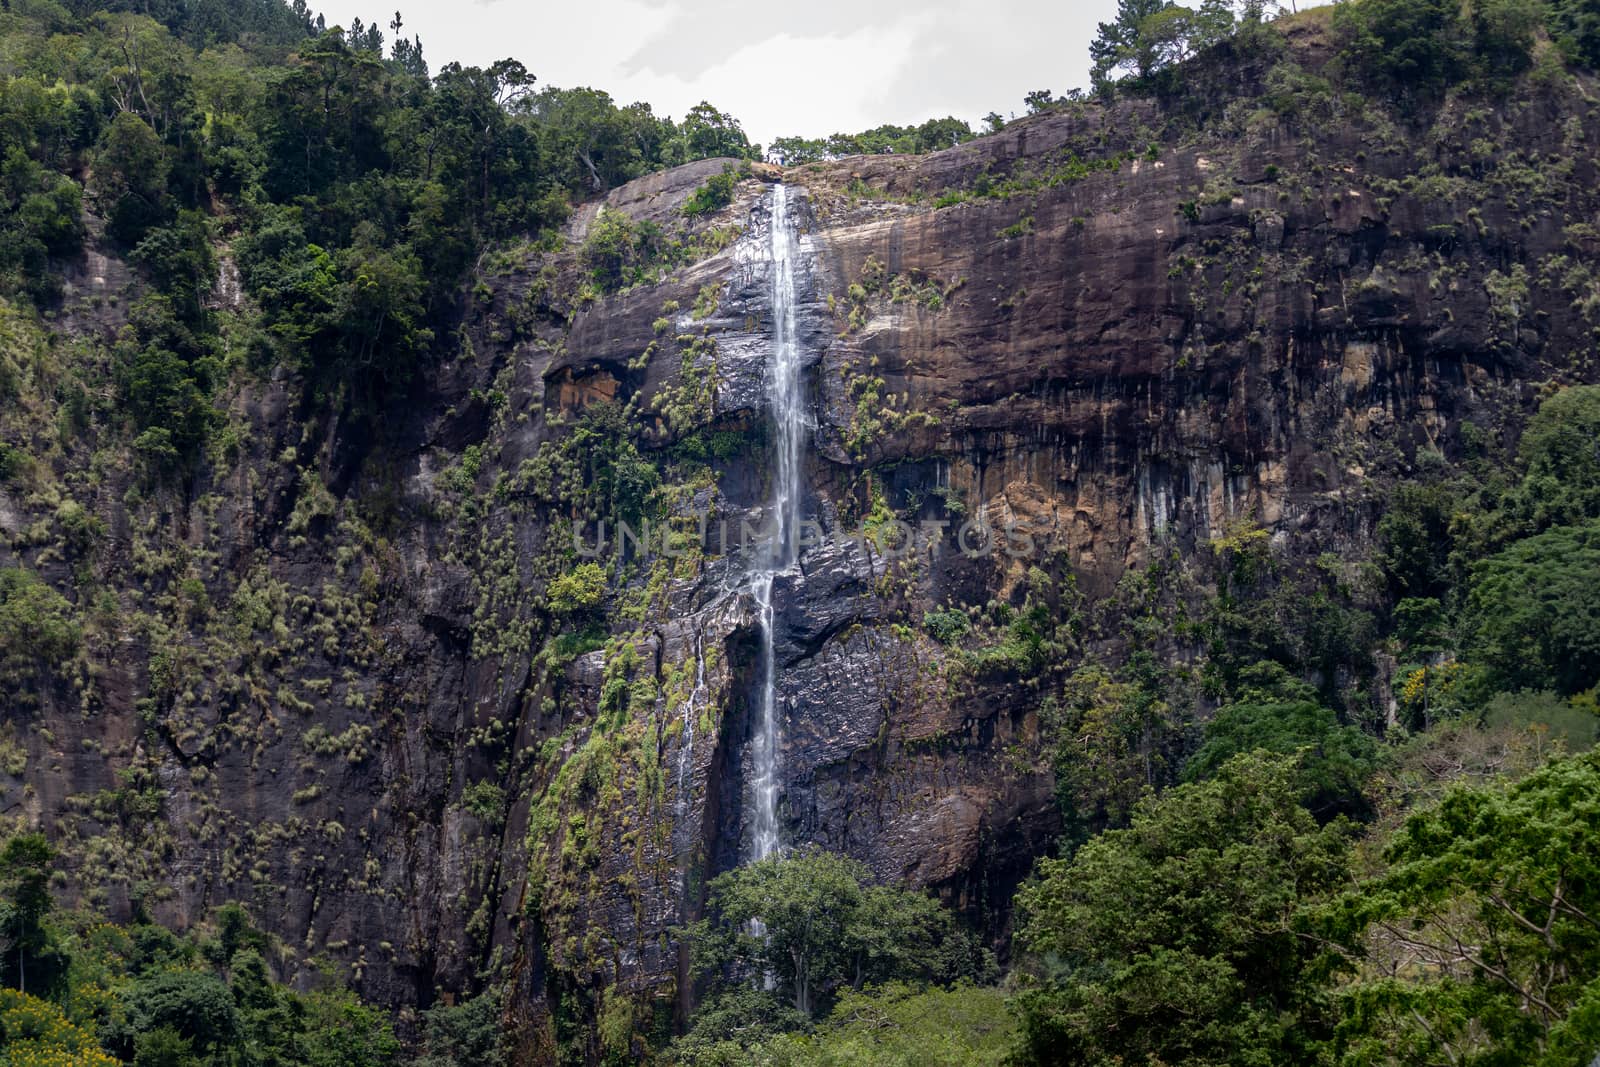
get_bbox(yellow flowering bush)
[1398,660,1472,726]
[0,989,119,1067]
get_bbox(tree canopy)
[1015,752,1354,1066]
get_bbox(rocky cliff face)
[5,33,1599,1060]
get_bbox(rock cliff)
[5,26,1599,1060]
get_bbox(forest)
[0,0,1597,1063]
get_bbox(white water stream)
[747,184,805,863]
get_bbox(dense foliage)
[0,832,513,1066]
[2,0,1600,1063]
[765,118,977,165]
[0,841,516,1067]
[0,0,755,470]
[1017,752,1354,1065]
[671,850,992,1062]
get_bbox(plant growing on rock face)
[682,167,741,217]
[651,332,720,438]
[923,608,972,645]
[547,562,608,616]
[0,568,80,699]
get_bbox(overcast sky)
[311,0,1128,147]
[316,2,1333,147]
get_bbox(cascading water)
[747,183,805,864]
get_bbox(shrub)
[682,167,740,217]
[0,568,79,684]
[923,609,971,645]
[547,563,607,615]
[581,212,668,290]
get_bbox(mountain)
[3,2,1600,1064]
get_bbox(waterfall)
[747,184,804,864]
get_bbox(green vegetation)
[3,0,1600,1064]
[672,849,992,1061]
[547,563,608,615]
[1334,0,1545,94]
[0,833,471,1066]
[1464,519,1600,694]
[921,608,971,645]
[763,983,1017,1066]
[766,117,976,164]
[580,211,742,294]
[1183,664,1381,818]
[1090,0,1245,89]
[1327,752,1600,1064]
[681,165,744,217]
[0,569,80,696]
[1017,751,1353,1065]
[0,1,755,470]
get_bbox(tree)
[334,228,431,382]
[526,87,659,193]
[429,59,536,222]
[118,332,216,464]
[296,986,401,1067]
[1090,0,1239,88]
[1328,751,1600,1065]
[670,985,808,1064]
[1184,698,1379,819]
[413,986,511,1067]
[1471,0,1542,80]
[1091,0,1172,82]
[259,29,386,201]
[114,970,241,1057]
[129,210,215,323]
[1043,663,1184,840]
[0,833,59,996]
[1464,518,1600,695]
[671,102,755,162]
[93,110,170,243]
[767,136,827,165]
[764,983,1017,1066]
[133,1027,197,1067]
[1334,0,1467,97]
[1513,384,1600,529]
[1014,752,1354,1066]
[1547,0,1600,69]
[688,849,981,1021]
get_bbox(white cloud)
[312,1,1332,147]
